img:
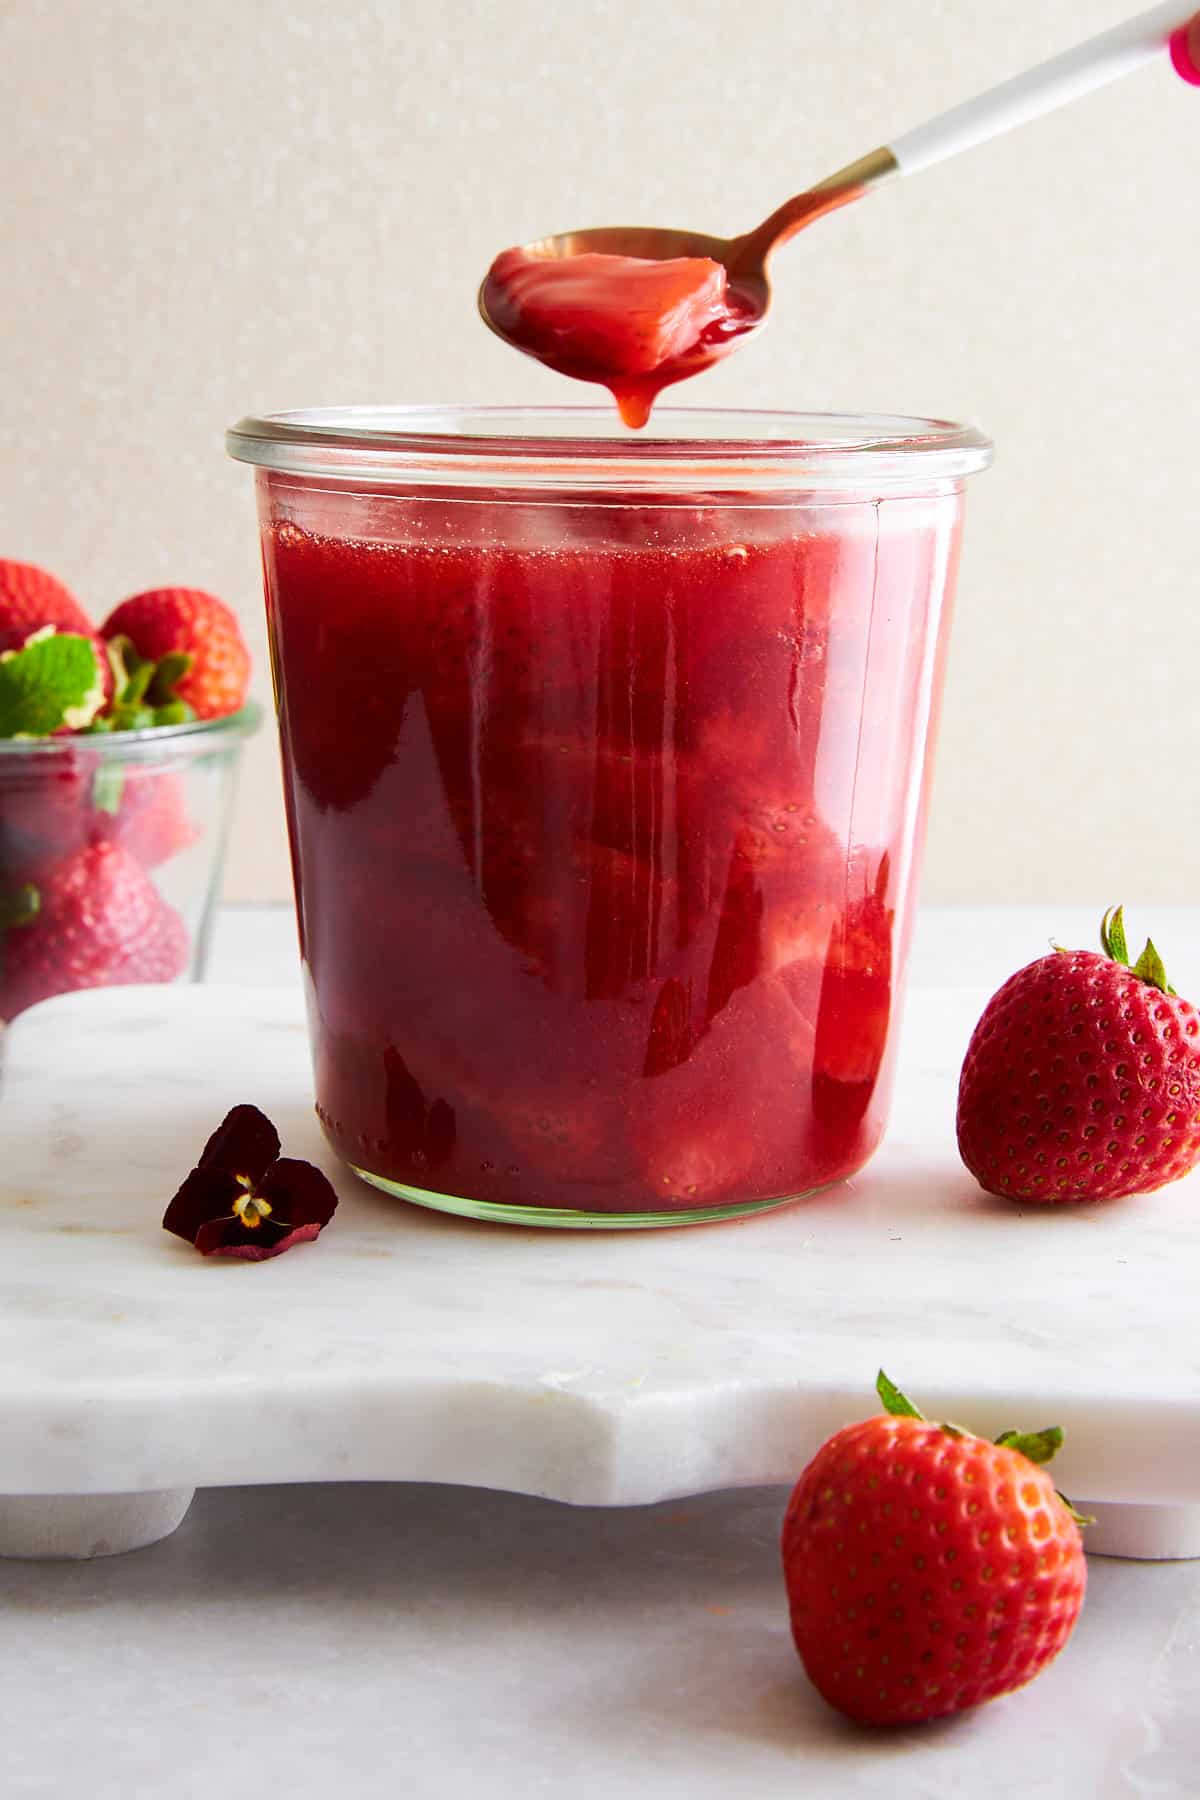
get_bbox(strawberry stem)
[146,651,192,706]
[92,636,197,733]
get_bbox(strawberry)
[0,559,93,653]
[0,749,95,875]
[100,588,250,721]
[957,907,1200,1203]
[0,560,113,715]
[781,1372,1087,1727]
[0,839,189,1021]
[101,769,198,868]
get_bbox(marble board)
[2,983,1198,1559]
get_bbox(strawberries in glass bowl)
[0,559,259,1023]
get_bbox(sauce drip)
[482,247,763,427]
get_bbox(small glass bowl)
[0,705,260,1023]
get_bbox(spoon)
[480,3,1197,426]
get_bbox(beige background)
[1,0,1196,903]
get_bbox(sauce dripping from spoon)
[479,8,1196,426]
[481,246,764,428]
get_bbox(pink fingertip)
[1169,26,1200,85]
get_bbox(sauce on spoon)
[481,246,763,428]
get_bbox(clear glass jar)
[227,407,990,1227]
[0,708,260,1023]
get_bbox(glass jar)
[227,407,990,1227]
[0,708,260,1023]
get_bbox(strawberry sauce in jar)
[227,408,990,1226]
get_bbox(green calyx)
[1099,905,1176,996]
[88,637,195,734]
[875,1371,1078,1485]
[875,1371,1092,1526]
[876,1370,925,1420]
[994,1426,1063,1465]
[0,629,106,737]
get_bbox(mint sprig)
[0,629,105,738]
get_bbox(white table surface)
[8,902,1200,1800]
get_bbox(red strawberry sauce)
[262,479,958,1217]
[482,249,762,427]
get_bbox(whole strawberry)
[0,839,189,1021]
[782,1373,1087,1727]
[101,588,250,722]
[0,559,93,653]
[0,559,112,709]
[958,907,1200,1202]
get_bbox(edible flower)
[162,1104,338,1260]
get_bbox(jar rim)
[0,702,261,761]
[226,405,992,494]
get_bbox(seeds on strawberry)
[781,1373,1087,1727]
[957,907,1200,1202]
[0,560,93,653]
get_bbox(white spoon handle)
[890,4,1194,176]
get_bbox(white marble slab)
[3,982,1200,1543]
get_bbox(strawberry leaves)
[876,1369,924,1419]
[0,629,106,738]
[88,636,196,734]
[878,1374,1074,1476]
[994,1426,1063,1465]
[1131,938,1173,994]
[1100,904,1176,996]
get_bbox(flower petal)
[162,1166,241,1244]
[196,1221,323,1261]
[196,1104,281,1182]
[257,1157,339,1228]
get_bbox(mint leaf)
[0,630,105,737]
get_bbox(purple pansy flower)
[163,1104,338,1260]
